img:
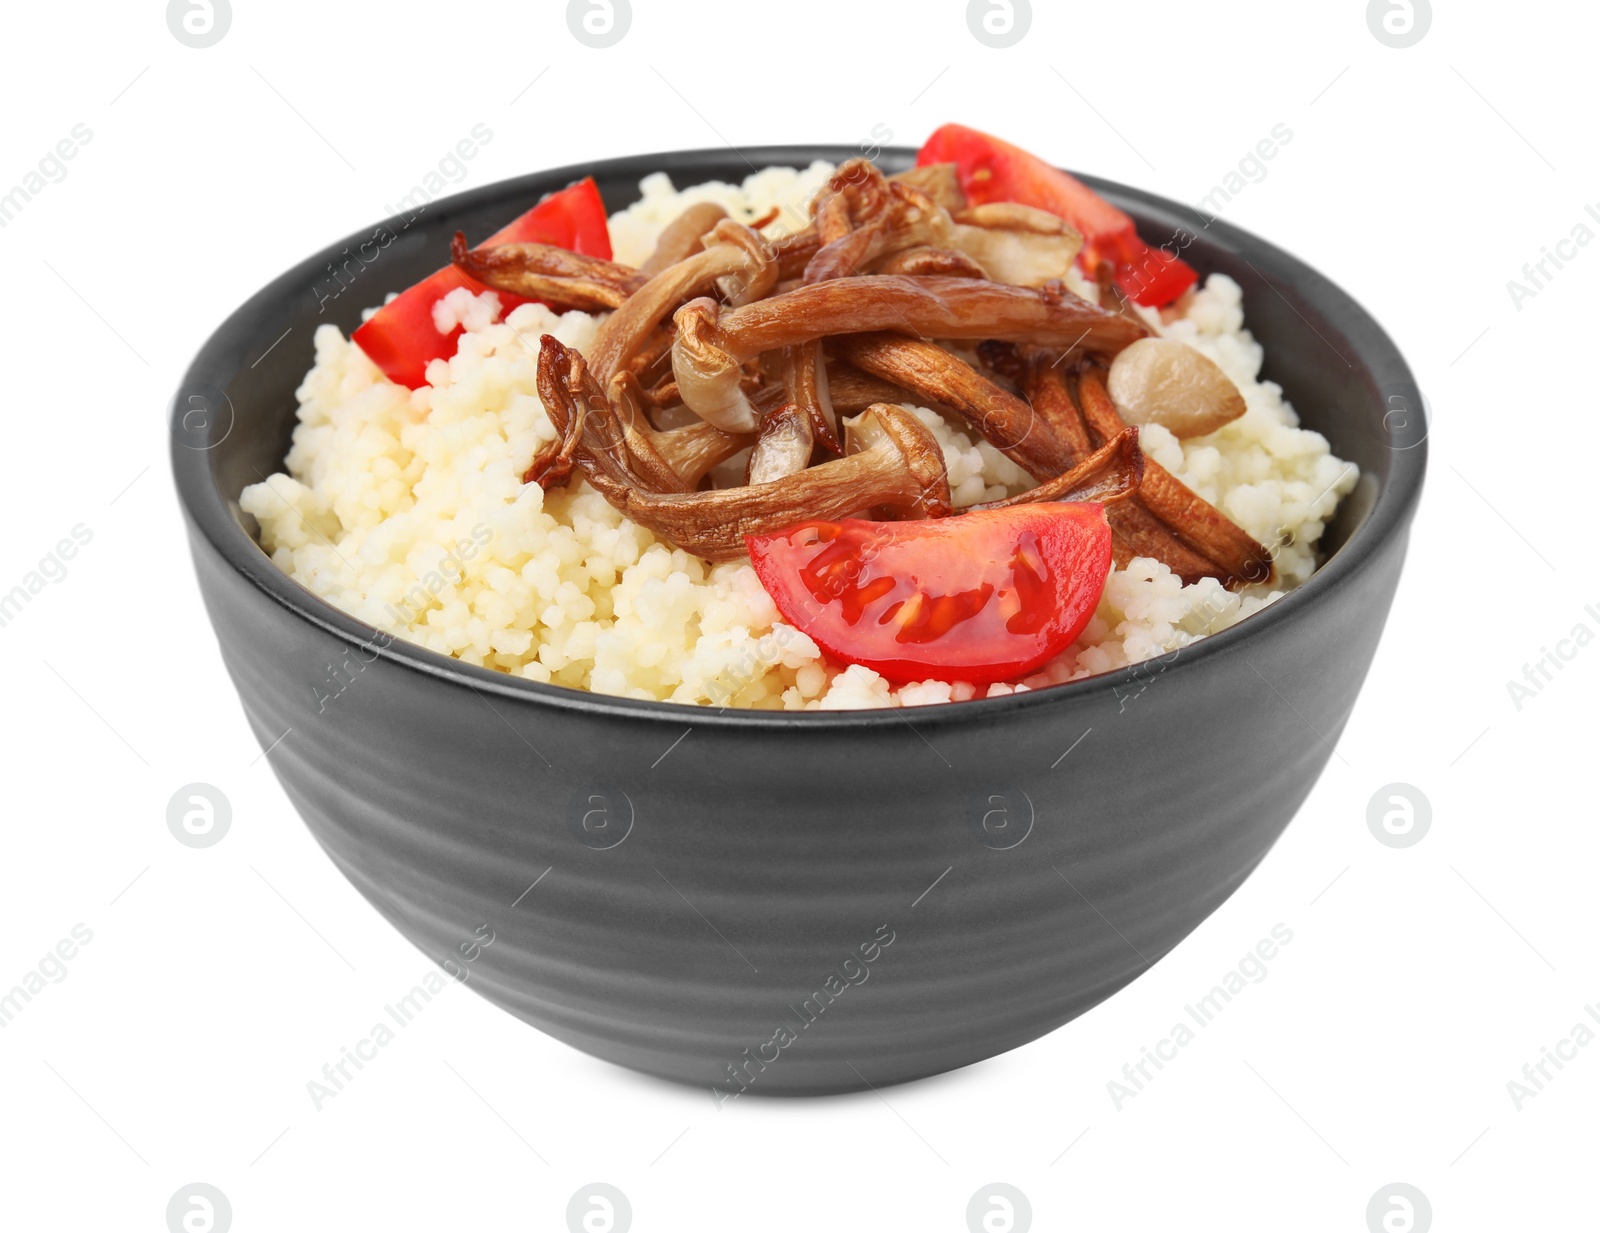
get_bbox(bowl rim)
[171,143,1427,730]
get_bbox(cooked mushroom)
[870,245,989,278]
[704,275,1146,354]
[823,361,928,414]
[783,339,839,454]
[948,203,1084,287]
[972,427,1144,510]
[588,219,777,386]
[449,234,646,310]
[831,332,1083,480]
[1078,365,1273,586]
[505,151,1266,585]
[762,162,961,283]
[811,159,894,244]
[773,228,823,281]
[608,371,757,490]
[542,348,952,562]
[639,429,752,490]
[527,344,676,491]
[804,180,956,284]
[889,162,967,213]
[1008,346,1093,459]
[668,275,1146,429]
[671,297,762,433]
[527,338,750,490]
[1106,337,1247,438]
[1013,356,1223,581]
[746,402,814,484]
[638,201,729,277]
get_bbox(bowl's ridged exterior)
[174,147,1424,1094]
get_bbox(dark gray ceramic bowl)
[172,146,1425,1096]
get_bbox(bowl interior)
[175,145,1424,713]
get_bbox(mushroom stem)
[654,419,756,487]
[1015,348,1104,468]
[773,228,822,280]
[543,339,951,562]
[832,333,1080,480]
[638,202,729,277]
[871,246,989,278]
[784,339,839,454]
[528,339,752,491]
[804,180,955,284]
[670,275,1143,434]
[972,427,1145,510]
[746,402,815,485]
[589,219,777,386]
[823,362,929,414]
[1013,353,1227,582]
[450,233,646,310]
[712,274,1147,355]
[1077,366,1274,586]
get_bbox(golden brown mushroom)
[638,201,730,277]
[832,333,1084,480]
[540,338,949,561]
[449,234,646,310]
[948,203,1084,287]
[588,219,778,387]
[669,274,1145,430]
[745,402,815,485]
[972,427,1145,511]
[526,338,750,490]
[1078,365,1274,586]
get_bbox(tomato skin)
[352,177,612,389]
[747,504,1113,685]
[916,123,1197,307]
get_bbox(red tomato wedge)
[352,177,612,389]
[917,123,1197,307]
[747,504,1113,685]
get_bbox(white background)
[1,1,1593,1229]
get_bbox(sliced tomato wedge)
[747,504,1113,685]
[917,123,1197,307]
[352,177,612,389]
